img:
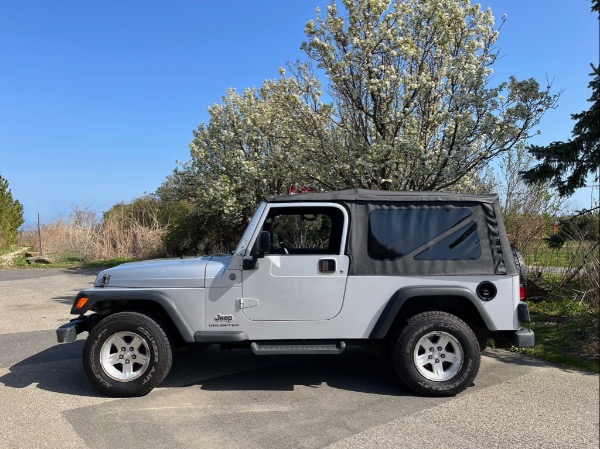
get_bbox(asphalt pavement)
[0,268,598,449]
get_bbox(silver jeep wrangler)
[57,190,533,397]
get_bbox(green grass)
[526,240,596,269]
[527,248,571,268]
[513,298,599,373]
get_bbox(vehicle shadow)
[0,343,409,397]
[165,347,409,396]
[483,348,599,375]
[0,339,99,397]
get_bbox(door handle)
[318,259,336,273]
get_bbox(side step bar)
[251,341,346,355]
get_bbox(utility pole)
[37,212,43,256]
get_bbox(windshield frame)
[234,201,268,255]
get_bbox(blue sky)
[1,0,598,225]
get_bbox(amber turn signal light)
[75,297,89,309]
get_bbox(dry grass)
[0,246,28,267]
[18,206,167,262]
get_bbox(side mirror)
[243,231,271,270]
[256,231,271,255]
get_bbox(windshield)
[234,201,267,255]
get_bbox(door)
[241,203,349,321]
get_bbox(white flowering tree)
[157,79,312,253]
[297,0,557,190]
[159,0,558,253]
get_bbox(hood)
[95,256,231,288]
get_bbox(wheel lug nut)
[132,355,136,359]
[125,359,130,364]
[428,355,433,360]
[435,359,440,363]
[437,346,442,351]
[121,347,126,351]
[429,347,434,352]
[441,354,446,359]
[129,347,134,351]
[119,354,124,359]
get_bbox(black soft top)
[265,189,516,277]
[266,189,499,204]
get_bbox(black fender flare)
[369,286,497,339]
[71,288,195,342]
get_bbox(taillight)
[520,284,527,301]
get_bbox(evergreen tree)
[522,65,600,196]
[0,174,24,248]
[522,1,600,196]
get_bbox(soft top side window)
[368,207,481,261]
[261,206,345,255]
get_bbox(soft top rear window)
[368,207,476,260]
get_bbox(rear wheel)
[391,311,480,396]
[83,312,172,397]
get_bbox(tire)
[511,245,527,284]
[83,312,173,397]
[391,311,480,397]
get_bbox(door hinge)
[238,298,259,308]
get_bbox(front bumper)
[56,315,99,343]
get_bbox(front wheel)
[391,311,480,397]
[83,312,173,397]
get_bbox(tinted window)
[368,208,475,260]
[415,222,481,260]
